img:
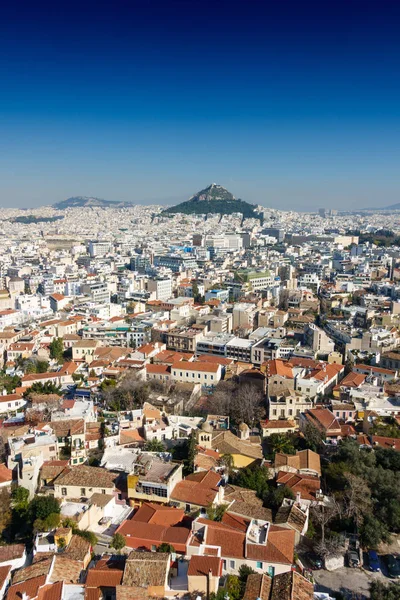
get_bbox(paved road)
[314,566,396,599]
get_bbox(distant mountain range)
[53,196,133,209]
[162,183,258,218]
[358,202,400,212]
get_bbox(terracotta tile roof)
[260,419,296,431]
[0,544,25,563]
[122,551,169,587]
[270,571,314,600]
[221,512,249,533]
[276,471,321,501]
[0,565,11,591]
[246,526,295,564]
[117,521,190,553]
[86,569,123,587]
[145,364,171,375]
[304,408,341,434]
[6,575,47,600]
[132,502,185,526]
[274,503,308,534]
[0,463,13,484]
[223,485,273,522]
[54,465,117,489]
[274,450,321,476]
[84,588,101,600]
[371,436,400,451]
[119,428,145,445]
[243,574,272,600]
[37,581,63,600]
[172,361,220,373]
[170,470,221,507]
[12,557,52,583]
[211,430,263,460]
[339,371,366,388]
[64,535,91,562]
[187,556,222,577]
[49,556,82,584]
[116,585,150,600]
[264,359,294,379]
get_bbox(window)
[229,560,235,570]
[61,487,67,496]
[267,566,275,577]
[186,504,191,512]
[211,375,214,380]
[256,561,263,569]
[151,545,157,552]
[102,489,106,494]
[7,403,11,408]
[223,560,227,571]
[80,488,86,496]
[73,459,78,464]
[49,446,55,451]
[272,409,277,416]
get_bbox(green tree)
[30,496,60,521]
[144,439,166,453]
[111,532,126,551]
[74,529,98,547]
[370,581,400,600]
[232,465,271,499]
[49,338,64,363]
[24,381,63,397]
[206,503,227,522]
[11,486,29,510]
[157,543,175,553]
[264,484,295,510]
[302,423,324,451]
[268,433,296,456]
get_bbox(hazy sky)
[1,0,400,210]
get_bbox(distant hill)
[162,184,258,218]
[53,196,133,209]
[358,202,400,212]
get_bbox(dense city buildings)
[0,194,400,599]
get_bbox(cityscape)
[1,2,400,600]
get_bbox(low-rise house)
[187,555,222,596]
[0,393,27,415]
[170,470,223,513]
[188,515,295,577]
[0,544,27,571]
[331,402,356,422]
[243,571,314,600]
[197,421,263,468]
[273,449,321,477]
[54,465,119,500]
[171,361,222,387]
[0,565,11,598]
[268,392,312,422]
[299,408,342,442]
[127,454,183,506]
[260,419,297,437]
[121,551,171,598]
[276,471,321,504]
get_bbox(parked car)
[368,550,380,572]
[348,550,360,568]
[386,554,400,579]
[306,552,323,569]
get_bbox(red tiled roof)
[188,556,222,577]
[6,575,47,600]
[86,570,123,587]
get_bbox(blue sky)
[1,0,400,210]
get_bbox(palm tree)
[268,433,295,456]
[219,453,234,474]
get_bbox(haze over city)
[1,0,400,210]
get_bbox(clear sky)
[1,0,400,210]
